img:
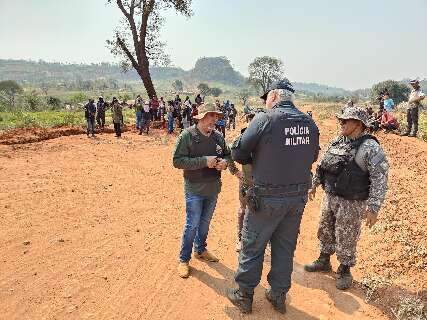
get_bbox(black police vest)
[183,126,225,183]
[319,135,379,200]
[252,103,320,187]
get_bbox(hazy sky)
[0,0,426,89]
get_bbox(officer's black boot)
[336,264,353,290]
[265,288,286,314]
[226,288,253,314]
[304,253,332,272]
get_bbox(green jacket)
[173,126,235,196]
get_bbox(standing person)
[111,97,123,138]
[227,79,320,314]
[233,112,255,252]
[182,97,192,129]
[84,99,96,137]
[191,103,199,125]
[96,96,106,130]
[243,104,252,123]
[140,102,151,135]
[195,93,203,106]
[175,94,182,105]
[135,95,144,130]
[150,96,159,121]
[401,79,425,137]
[167,101,175,134]
[173,103,232,278]
[159,97,166,129]
[305,107,389,290]
[228,104,237,130]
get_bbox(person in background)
[150,96,160,121]
[167,100,175,134]
[159,97,166,129]
[111,97,123,138]
[191,103,199,126]
[380,110,399,132]
[383,93,394,113]
[140,101,151,135]
[84,98,96,138]
[195,93,203,106]
[228,104,237,130]
[182,97,192,129]
[96,96,106,130]
[135,95,144,130]
[401,79,425,137]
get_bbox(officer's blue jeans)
[179,193,218,262]
[235,194,308,295]
[136,111,142,129]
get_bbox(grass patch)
[391,296,426,320]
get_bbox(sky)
[0,0,426,90]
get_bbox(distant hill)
[0,58,363,96]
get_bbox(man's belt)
[253,183,310,196]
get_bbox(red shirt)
[381,112,399,127]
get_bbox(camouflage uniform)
[312,109,389,267]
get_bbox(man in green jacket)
[173,103,236,278]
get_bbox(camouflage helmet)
[335,106,370,127]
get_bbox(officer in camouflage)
[305,106,389,290]
[227,79,320,314]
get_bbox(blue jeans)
[168,115,174,133]
[136,111,142,129]
[235,193,308,295]
[179,193,218,262]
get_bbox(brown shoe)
[194,250,219,262]
[178,262,190,278]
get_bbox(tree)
[172,79,183,92]
[197,83,210,96]
[107,0,193,98]
[248,56,284,93]
[237,88,251,105]
[0,80,23,108]
[371,80,410,104]
[209,87,222,97]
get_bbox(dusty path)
[0,115,425,319]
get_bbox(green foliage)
[371,80,410,104]
[0,80,23,107]
[69,92,89,105]
[22,90,41,111]
[209,87,222,97]
[237,88,251,104]
[172,79,184,92]
[197,83,211,96]
[248,56,284,93]
[46,96,62,109]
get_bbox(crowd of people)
[83,94,240,138]
[353,79,424,137]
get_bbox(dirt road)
[1,114,425,319]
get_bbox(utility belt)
[246,183,310,212]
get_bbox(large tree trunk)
[138,65,156,98]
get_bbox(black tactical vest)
[183,126,225,183]
[251,103,320,188]
[319,135,379,200]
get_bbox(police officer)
[401,79,425,137]
[227,79,320,314]
[305,106,389,290]
[84,98,96,137]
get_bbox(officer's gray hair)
[274,89,295,102]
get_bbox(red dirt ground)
[0,111,425,319]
